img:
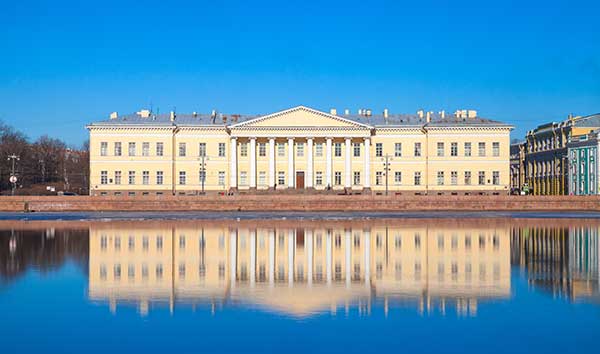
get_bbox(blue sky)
[1,0,599,146]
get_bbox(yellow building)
[88,221,511,317]
[87,106,513,195]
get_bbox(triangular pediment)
[229,106,372,129]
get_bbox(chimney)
[417,109,424,119]
[193,111,198,118]
[109,112,118,120]
[383,108,389,119]
[137,109,151,118]
[344,109,350,115]
[366,109,372,117]
[330,108,337,116]
[439,110,446,119]
[467,110,477,118]
[426,111,431,123]
[170,111,176,122]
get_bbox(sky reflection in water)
[0,217,599,354]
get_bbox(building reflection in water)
[88,220,513,317]
[1,219,598,318]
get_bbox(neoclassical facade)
[87,106,513,195]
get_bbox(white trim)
[89,133,174,137]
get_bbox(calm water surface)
[1,214,599,353]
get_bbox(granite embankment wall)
[0,195,600,212]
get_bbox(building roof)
[88,106,512,129]
[573,113,600,128]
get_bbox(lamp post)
[7,154,20,196]
[198,155,209,195]
[381,154,393,196]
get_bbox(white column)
[229,229,237,289]
[326,138,333,188]
[249,138,256,188]
[345,229,351,288]
[306,229,313,286]
[326,230,332,285]
[268,230,275,286]
[250,229,256,287]
[268,138,275,188]
[288,229,294,286]
[230,137,237,189]
[288,137,295,188]
[364,229,371,287]
[307,138,314,188]
[345,137,352,188]
[364,137,371,189]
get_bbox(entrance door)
[296,171,305,189]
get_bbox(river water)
[0,213,598,353]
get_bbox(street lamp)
[7,154,20,196]
[381,154,393,196]
[198,155,210,195]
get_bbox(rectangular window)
[334,171,342,185]
[114,171,121,185]
[414,142,422,157]
[179,142,186,157]
[437,142,444,157]
[478,171,486,185]
[414,171,421,186]
[278,171,285,185]
[297,143,304,157]
[198,143,206,157]
[353,171,361,185]
[478,142,486,157]
[240,171,247,186]
[315,171,323,186]
[142,142,149,156]
[218,171,225,186]
[315,143,323,157]
[156,142,164,156]
[334,143,342,157]
[375,171,383,185]
[277,143,285,157]
[394,171,402,184]
[464,171,472,185]
[375,143,383,157]
[464,142,472,157]
[142,171,150,185]
[179,171,186,185]
[199,168,206,183]
[100,171,108,184]
[451,171,458,185]
[128,142,136,156]
[218,143,226,157]
[100,142,108,156]
[240,143,248,157]
[451,142,458,157]
[437,171,444,185]
[394,143,402,157]
[128,171,135,185]
[156,171,164,185]
[258,143,266,157]
[114,142,122,156]
[258,171,266,186]
[353,143,361,157]
[492,142,500,157]
[493,171,500,185]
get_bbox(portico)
[229,106,372,191]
